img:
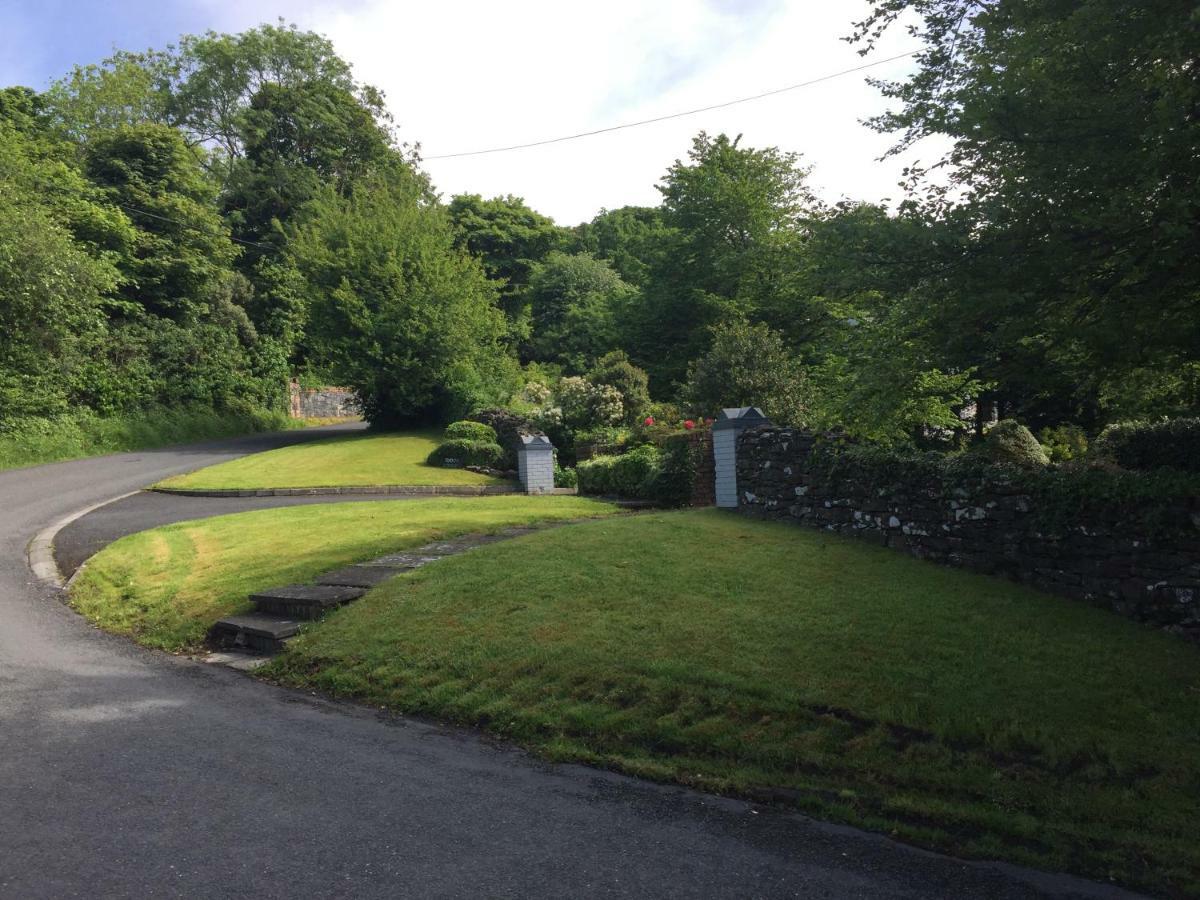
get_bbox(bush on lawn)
[971,420,1049,467]
[578,445,662,498]
[444,420,497,443]
[1093,418,1200,472]
[426,438,504,468]
[470,408,538,468]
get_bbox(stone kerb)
[518,434,556,494]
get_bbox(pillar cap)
[519,434,555,451]
[712,407,770,431]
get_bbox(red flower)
[644,416,655,426]
[684,419,696,430]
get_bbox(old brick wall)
[734,427,1200,637]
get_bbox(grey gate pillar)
[712,407,770,509]
[518,434,555,494]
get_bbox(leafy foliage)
[1093,418,1200,473]
[577,444,663,498]
[291,168,511,425]
[444,420,498,443]
[525,252,634,371]
[971,420,1049,468]
[588,351,650,426]
[426,438,505,469]
[681,321,811,426]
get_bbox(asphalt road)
[0,427,1144,899]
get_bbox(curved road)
[0,428,1140,899]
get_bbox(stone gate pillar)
[712,407,770,509]
[518,435,555,494]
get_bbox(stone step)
[358,553,446,569]
[209,614,301,654]
[249,583,366,620]
[315,565,407,589]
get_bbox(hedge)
[1094,418,1200,473]
[425,438,505,468]
[444,420,498,443]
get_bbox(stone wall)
[289,381,360,420]
[734,427,1200,638]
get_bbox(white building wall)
[519,451,555,494]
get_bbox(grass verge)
[0,405,298,472]
[155,430,506,490]
[68,496,618,651]
[262,510,1200,896]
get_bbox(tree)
[525,252,635,372]
[681,321,812,426]
[571,205,671,288]
[447,194,567,331]
[851,0,1200,424]
[84,124,237,321]
[630,132,816,390]
[292,169,514,425]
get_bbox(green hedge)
[1094,418,1200,473]
[444,420,498,443]
[0,404,295,472]
[808,441,1200,538]
[578,445,662,498]
[425,438,505,469]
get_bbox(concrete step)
[249,584,366,620]
[209,614,301,654]
[315,565,407,589]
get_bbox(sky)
[0,0,941,225]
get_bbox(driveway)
[0,427,1141,898]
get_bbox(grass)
[68,496,618,651]
[0,405,299,472]
[258,510,1200,896]
[155,430,506,490]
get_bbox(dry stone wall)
[734,427,1200,638]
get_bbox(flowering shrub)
[683,419,695,430]
[520,381,552,406]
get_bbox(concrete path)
[0,427,1143,899]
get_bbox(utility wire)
[425,49,921,160]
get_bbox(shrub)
[972,420,1049,467]
[577,445,663,498]
[1038,425,1089,463]
[444,420,497,443]
[554,463,578,489]
[425,439,505,468]
[588,351,650,425]
[681,320,811,426]
[1093,418,1200,473]
[470,408,537,468]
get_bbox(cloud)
[289,0,945,224]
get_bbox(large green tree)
[525,251,636,372]
[851,0,1200,424]
[447,194,568,332]
[630,132,816,391]
[292,169,514,425]
[84,124,237,321]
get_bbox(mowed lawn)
[69,496,618,651]
[262,510,1200,896]
[155,431,507,490]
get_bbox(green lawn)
[155,430,507,490]
[70,504,1200,894]
[69,496,618,650]
[264,510,1200,896]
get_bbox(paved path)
[0,428,1142,899]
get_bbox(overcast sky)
[1,0,940,225]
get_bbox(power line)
[424,49,921,160]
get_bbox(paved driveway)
[0,427,1141,898]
